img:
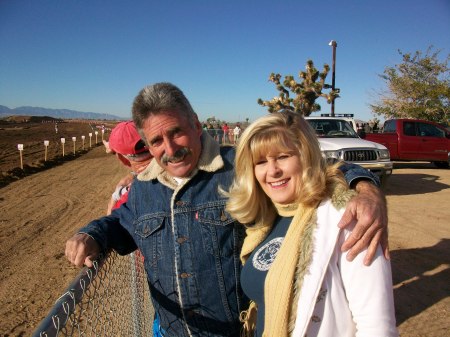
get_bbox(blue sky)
[1,0,449,123]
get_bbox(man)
[66,82,388,337]
[233,124,241,143]
[105,121,153,213]
[222,123,230,143]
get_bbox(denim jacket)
[80,132,379,337]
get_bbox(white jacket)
[292,200,398,337]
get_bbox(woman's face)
[253,148,302,205]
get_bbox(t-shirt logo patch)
[252,237,284,271]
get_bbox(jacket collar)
[137,131,224,188]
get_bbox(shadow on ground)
[393,161,448,170]
[391,239,450,325]
[385,168,449,196]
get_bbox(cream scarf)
[239,202,317,337]
[263,203,317,337]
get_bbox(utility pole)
[329,40,337,117]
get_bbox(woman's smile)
[254,152,302,205]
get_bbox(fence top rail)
[31,253,109,337]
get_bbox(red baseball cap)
[108,121,152,164]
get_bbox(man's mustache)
[161,147,191,165]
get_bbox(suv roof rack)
[320,113,354,118]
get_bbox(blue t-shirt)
[240,215,292,336]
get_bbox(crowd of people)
[66,82,397,337]
[203,122,242,144]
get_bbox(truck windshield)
[307,119,359,138]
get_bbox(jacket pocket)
[134,215,165,268]
[198,205,236,256]
[197,205,235,226]
[135,216,165,238]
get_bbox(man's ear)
[195,119,203,136]
[189,112,203,136]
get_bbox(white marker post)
[89,133,93,148]
[72,137,77,155]
[95,131,99,144]
[101,129,105,141]
[81,135,86,150]
[44,140,49,161]
[61,138,66,157]
[17,144,24,169]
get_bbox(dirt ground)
[0,121,449,336]
[0,118,119,188]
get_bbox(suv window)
[383,120,397,133]
[418,122,445,138]
[403,122,416,136]
[307,119,358,138]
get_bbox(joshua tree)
[258,59,339,116]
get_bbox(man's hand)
[338,181,389,265]
[65,233,100,268]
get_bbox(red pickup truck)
[362,119,450,168]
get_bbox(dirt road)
[0,147,129,336]
[0,148,449,336]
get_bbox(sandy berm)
[0,146,449,336]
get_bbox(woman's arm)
[339,230,398,337]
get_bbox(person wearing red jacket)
[106,121,153,214]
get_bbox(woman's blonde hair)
[226,111,348,227]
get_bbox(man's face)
[129,156,153,174]
[142,110,203,178]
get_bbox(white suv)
[305,116,393,186]
[319,113,359,131]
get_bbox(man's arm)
[65,208,137,268]
[338,163,388,265]
[339,181,388,265]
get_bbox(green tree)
[257,59,339,116]
[370,46,450,124]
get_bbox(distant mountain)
[0,105,125,120]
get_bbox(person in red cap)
[106,121,153,214]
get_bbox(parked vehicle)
[320,113,359,131]
[362,119,450,168]
[305,116,393,185]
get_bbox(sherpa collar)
[137,131,224,189]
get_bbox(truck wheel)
[433,161,449,169]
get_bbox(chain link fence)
[32,250,154,337]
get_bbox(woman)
[226,111,397,337]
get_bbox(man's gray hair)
[132,82,197,132]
